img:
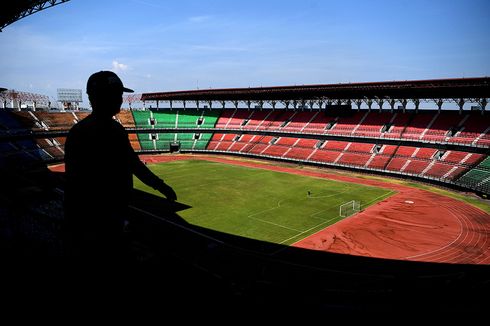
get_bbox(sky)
[0,0,489,108]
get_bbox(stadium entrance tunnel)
[169,141,180,153]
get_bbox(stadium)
[1,0,490,316]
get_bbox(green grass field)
[134,160,395,245]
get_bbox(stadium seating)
[456,157,490,193]
[131,109,221,150]
[0,107,487,194]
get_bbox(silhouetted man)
[63,70,177,263]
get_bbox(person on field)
[63,70,177,262]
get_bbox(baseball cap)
[86,71,134,95]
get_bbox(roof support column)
[257,100,264,110]
[366,99,373,112]
[317,99,324,110]
[478,98,487,115]
[389,99,396,113]
[157,100,160,110]
[413,99,419,113]
[195,100,199,109]
[301,99,307,110]
[401,99,407,113]
[308,100,315,111]
[435,99,443,112]
[220,101,226,109]
[457,98,465,114]
[183,100,186,110]
[375,98,384,113]
[355,99,362,112]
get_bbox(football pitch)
[134,159,396,245]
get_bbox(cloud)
[112,60,129,72]
[188,16,211,23]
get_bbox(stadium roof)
[142,77,490,102]
[0,0,70,32]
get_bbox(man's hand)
[156,182,177,201]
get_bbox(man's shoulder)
[67,115,127,138]
[68,115,92,133]
[109,118,127,134]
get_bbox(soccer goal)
[339,200,361,217]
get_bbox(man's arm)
[129,146,177,201]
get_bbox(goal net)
[339,200,361,217]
